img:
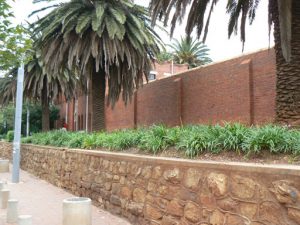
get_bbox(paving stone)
[0,166,131,225]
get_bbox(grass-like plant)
[20,123,300,158]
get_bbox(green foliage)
[217,123,249,152]
[169,36,212,68]
[22,136,32,144]
[177,125,221,157]
[0,103,60,136]
[0,24,33,73]
[32,0,162,105]
[138,125,169,153]
[102,130,141,150]
[6,130,14,142]
[149,0,266,50]
[0,0,14,46]
[242,125,295,155]
[19,123,300,158]
[156,50,173,63]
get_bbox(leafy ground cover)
[19,123,300,159]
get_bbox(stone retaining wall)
[1,142,300,225]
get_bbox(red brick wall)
[105,49,276,130]
[179,58,252,125]
[136,78,182,127]
[153,61,189,80]
[105,98,135,131]
[58,48,276,131]
[250,50,276,124]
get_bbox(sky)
[10,0,274,62]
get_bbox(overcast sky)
[10,0,274,62]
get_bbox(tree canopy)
[149,0,291,59]
[170,36,212,68]
[0,0,13,44]
[0,25,33,72]
[32,0,162,105]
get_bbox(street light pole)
[12,65,24,183]
[85,78,89,132]
[26,102,30,137]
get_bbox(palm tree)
[170,36,212,68]
[0,69,18,105]
[0,53,82,131]
[25,53,82,131]
[155,50,173,63]
[32,0,161,131]
[149,0,300,124]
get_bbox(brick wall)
[105,49,276,131]
[153,61,189,80]
[57,48,276,131]
[1,142,300,225]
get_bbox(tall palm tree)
[32,0,161,131]
[0,68,18,105]
[149,0,299,124]
[25,53,82,131]
[170,36,212,68]
[0,53,82,131]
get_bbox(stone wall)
[1,142,300,225]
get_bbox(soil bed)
[91,147,300,165]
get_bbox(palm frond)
[32,0,162,105]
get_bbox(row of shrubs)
[20,123,300,157]
[0,130,14,142]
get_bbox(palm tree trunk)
[41,77,50,132]
[275,0,300,124]
[91,67,106,131]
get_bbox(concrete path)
[0,167,131,225]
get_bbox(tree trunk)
[91,68,106,131]
[275,0,300,124]
[41,77,50,132]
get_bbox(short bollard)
[1,189,10,209]
[0,182,4,204]
[18,215,32,225]
[0,180,5,190]
[63,197,92,225]
[7,199,18,223]
[0,160,9,173]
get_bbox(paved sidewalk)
[0,167,131,225]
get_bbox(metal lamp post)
[12,65,25,183]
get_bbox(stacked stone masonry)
[1,142,300,225]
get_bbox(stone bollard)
[7,199,18,223]
[18,215,32,225]
[1,189,10,209]
[0,160,9,173]
[63,197,92,225]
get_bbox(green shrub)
[82,133,98,149]
[138,125,175,154]
[20,123,300,158]
[22,136,32,143]
[177,125,222,157]
[101,130,141,150]
[217,123,249,152]
[6,130,14,142]
[242,125,293,155]
[67,133,86,148]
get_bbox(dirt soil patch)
[92,147,300,165]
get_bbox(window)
[148,71,157,81]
